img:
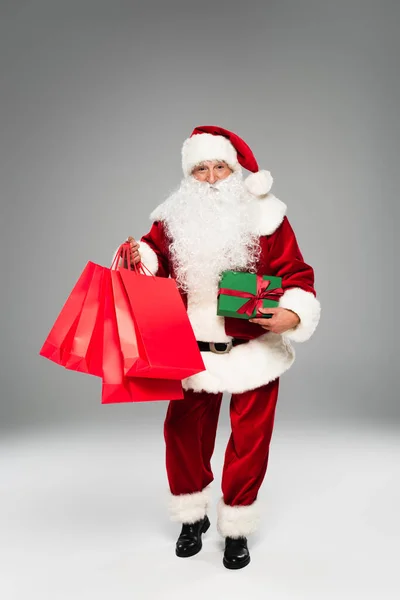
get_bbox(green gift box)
[217,271,283,320]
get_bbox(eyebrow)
[197,160,226,167]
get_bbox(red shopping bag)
[101,265,184,404]
[108,243,145,376]
[40,262,98,366]
[40,245,131,377]
[60,244,131,376]
[110,268,140,375]
[102,376,184,404]
[118,264,205,380]
[62,264,106,376]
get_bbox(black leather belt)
[197,339,247,354]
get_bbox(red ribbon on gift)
[219,275,284,317]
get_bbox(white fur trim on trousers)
[168,486,211,524]
[217,498,260,538]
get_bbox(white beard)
[153,171,261,301]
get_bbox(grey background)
[1,0,398,433]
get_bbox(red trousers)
[164,378,280,509]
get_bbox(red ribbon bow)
[219,275,283,317]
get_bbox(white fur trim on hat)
[244,170,273,197]
[217,497,260,538]
[279,287,321,343]
[168,486,211,524]
[182,133,239,175]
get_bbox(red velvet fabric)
[164,378,279,505]
[140,216,316,341]
[140,218,309,506]
[190,125,259,173]
[225,216,316,339]
[140,221,171,279]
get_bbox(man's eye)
[217,165,224,169]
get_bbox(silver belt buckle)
[209,341,233,354]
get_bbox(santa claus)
[120,125,321,569]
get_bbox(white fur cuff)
[279,287,321,343]
[138,241,159,275]
[168,487,211,524]
[217,498,260,538]
[111,242,158,276]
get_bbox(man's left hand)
[249,307,300,334]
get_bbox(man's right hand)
[122,236,141,266]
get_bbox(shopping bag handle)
[137,261,155,277]
[111,243,155,278]
[111,243,129,270]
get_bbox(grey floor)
[1,419,399,600]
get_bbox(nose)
[208,171,216,184]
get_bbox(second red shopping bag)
[118,264,205,380]
[62,264,106,376]
[101,265,184,404]
[40,262,98,366]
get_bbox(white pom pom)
[244,170,273,197]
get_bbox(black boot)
[223,536,250,569]
[175,515,210,557]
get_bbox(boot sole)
[223,555,251,570]
[175,517,210,558]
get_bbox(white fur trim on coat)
[182,330,295,394]
[182,133,239,175]
[168,486,211,524]
[217,498,260,538]
[279,287,321,343]
[249,193,287,236]
[244,170,273,197]
[187,298,231,343]
[138,241,159,275]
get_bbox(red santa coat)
[138,193,321,395]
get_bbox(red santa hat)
[181,125,273,197]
